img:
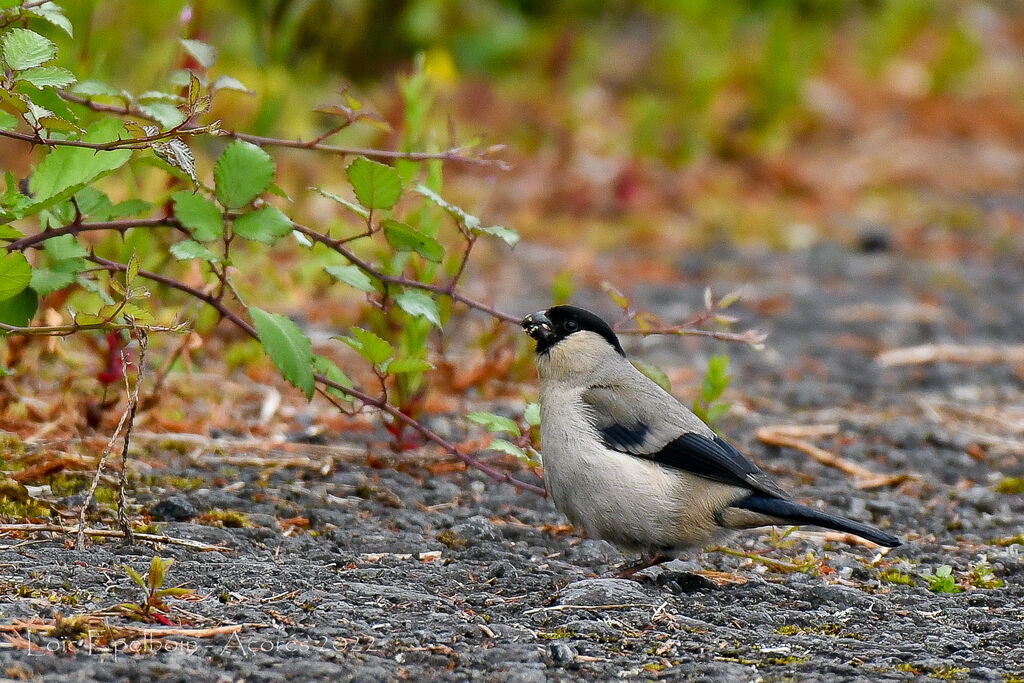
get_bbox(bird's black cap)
[521,305,624,356]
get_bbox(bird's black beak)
[522,311,556,345]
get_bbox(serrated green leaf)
[0,110,17,131]
[43,234,87,261]
[180,39,217,68]
[25,119,132,218]
[126,250,139,287]
[466,411,521,437]
[108,199,151,219]
[312,355,353,402]
[413,184,519,246]
[249,306,315,400]
[19,82,77,122]
[0,287,38,328]
[172,191,223,241]
[524,402,541,426]
[382,219,443,263]
[338,327,392,366]
[346,157,402,210]
[232,207,291,244]
[631,359,671,393]
[488,438,530,460]
[152,137,197,187]
[311,186,369,219]
[25,2,73,38]
[69,80,118,97]
[0,226,24,238]
[1,28,56,71]
[384,356,433,374]
[324,264,377,293]
[394,289,441,328]
[14,66,75,88]
[0,252,32,301]
[170,240,219,263]
[138,102,185,128]
[29,268,74,296]
[214,140,275,209]
[475,224,519,247]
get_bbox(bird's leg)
[615,554,671,579]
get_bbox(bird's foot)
[614,554,671,579]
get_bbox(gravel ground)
[2,242,1023,681]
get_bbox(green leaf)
[69,80,118,97]
[211,75,250,93]
[524,402,541,426]
[706,403,731,423]
[414,184,519,246]
[474,224,520,247]
[138,102,185,129]
[0,287,38,328]
[25,119,132,217]
[232,207,291,244]
[170,240,220,263]
[30,241,85,295]
[44,234,87,261]
[488,438,530,461]
[180,39,217,68]
[466,411,520,437]
[1,28,57,71]
[631,359,671,393]
[346,157,402,210]
[311,186,369,219]
[0,252,32,301]
[0,226,24,238]
[172,191,223,241]
[14,66,76,88]
[312,355,353,401]
[24,2,73,38]
[149,556,172,590]
[152,138,197,188]
[338,327,392,366]
[249,306,315,400]
[324,264,378,293]
[214,140,275,209]
[384,356,433,374]
[108,199,151,219]
[394,289,441,328]
[30,268,74,296]
[0,110,17,131]
[122,564,146,589]
[382,219,443,263]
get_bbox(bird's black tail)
[730,495,901,547]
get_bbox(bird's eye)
[564,320,579,332]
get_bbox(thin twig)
[1,524,229,552]
[877,343,1024,367]
[116,324,147,544]
[755,425,908,490]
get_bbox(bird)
[521,305,900,573]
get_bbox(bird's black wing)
[582,385,788,499]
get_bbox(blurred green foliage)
[48,0,978,165]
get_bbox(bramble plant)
[0,3,764,522]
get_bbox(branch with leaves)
[0,2,765,529]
